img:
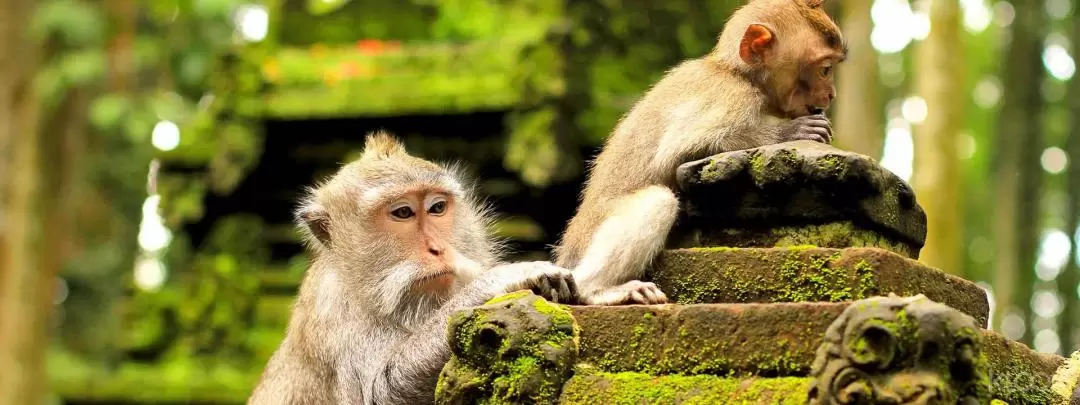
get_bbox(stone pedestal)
[436,141,1078,404]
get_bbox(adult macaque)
[555,0,847,305]
[249,131,577,405]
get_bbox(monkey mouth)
[415,268,455,286]
[807,106,825,115]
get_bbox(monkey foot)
[581,280,669,306]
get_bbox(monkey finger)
[642,287,663,304]
[653,289,670,304]
[793,133,827,144]
[558,278,576,302]
[630,290,647,304]
[802,126,830,139]
[804,117,831,128]
[539,278,555,297]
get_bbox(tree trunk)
[913,0,964,276]
[0,1,51,404]
[833,0,883,159]
[992,0,1045,344]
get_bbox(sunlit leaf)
[89,94,133,131]
[134,37,166,71]
[123,107,157,142]
[179,52,212,88]
[306,0,351,15]
[31,0,106,46]
[60,49,107,86]
[152,91,192,122]
[192,0,236,18]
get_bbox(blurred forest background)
[0,0,1076,403]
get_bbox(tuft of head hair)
[361,130,407,160]
[712,0,843,65]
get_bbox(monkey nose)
[427,242,444,257]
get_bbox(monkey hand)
[780,114,832,144]
[580,280,669,306]
[492,261,578,304]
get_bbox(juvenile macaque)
[249,131,576,405]
[555,0,847,305]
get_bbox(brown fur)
[555,0,846,305]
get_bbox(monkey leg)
[573,185,678,305]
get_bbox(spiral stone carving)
[807,294,990,404]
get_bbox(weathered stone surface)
[573,302,844,377]
[806,295,989,404]
[568,301,1060,404]
[559,368,811,404]
[650,246,989,327]
[436,291,579,405]
[675,140,926,258]
[1053,350,1080,405]
[670,221,919,258]
[983,329,1065,405]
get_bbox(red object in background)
[356,39,384,54]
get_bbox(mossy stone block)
[650,246,989,326]
[675,140,926,258]
[436,292,579,405]
[807,295,990,403]
[566,302,1061,404]
[571,302,844,377]
[559,369,811,404]
[671,220,919,258]
[982,329,1066,405]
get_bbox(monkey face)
[297,130,502,312]
[787,52,839,117]
[732,0,846,119]
[377,188,463,297]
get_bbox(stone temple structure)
[434,140,1080,404]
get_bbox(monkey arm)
[365,264,576,404]
[365,281,499,405]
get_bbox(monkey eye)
[390,206,415,220]
[428,200,447,215]
[822,64,832,76]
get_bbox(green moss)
[698,221,916,258]
[685,246,740,252]
[486,290,533,305]
[654,247,883,305]
[438,294,580,404]
[698,159,724,183]
[817,154,846,175]
[748,151,767,178]
[560,372,811,404]
[531,296,574,326]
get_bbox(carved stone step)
[570,302,1058,404]
[559,370,812,404]
[650,246,989,326]
[436,292,1064,405]
[674,140,926,259]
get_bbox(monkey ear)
[362,130,407,160]
[297,202,332,246]
[739,24,775,65]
